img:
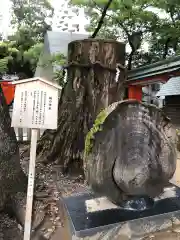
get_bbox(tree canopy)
[10,0,53,42]
[0,0,54,78]
[1,0,180,77]
[71,0,180,69]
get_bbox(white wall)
[142,83,164,107]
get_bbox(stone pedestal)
[60,184,180,239]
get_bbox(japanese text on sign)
[11,82,59,129]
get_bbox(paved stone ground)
[143,152,180,240]
[172,152,180,186]
[55,152,180,240]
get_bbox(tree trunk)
[37,39,126,171]
[0,86,27,211]
[84,100,177,205]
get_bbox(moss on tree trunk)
[37,39,126,172]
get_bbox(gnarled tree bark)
[0,86,27,211]
[0,85,27,237]
[37,39,126,172]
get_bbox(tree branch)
[90,1,131,41]
[89,0,142,69]
[127,51,134,70]
[163,38,171,59]
[169,9,179,53]
[90,0,114,38]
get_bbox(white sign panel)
[11,81,59,129]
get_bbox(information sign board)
[11,79,60,129]
[10,77,61,240]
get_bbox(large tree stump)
[37,39,126,171]
[84,100,177,205]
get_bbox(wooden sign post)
[11,77,61,240]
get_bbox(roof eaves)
[128,55,180,81]
[127,66,180,82]
[11,77,62,90]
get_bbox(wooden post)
[37,129,40,140]
[27,128,31,142]
[23,129,38,240]
[128,85,142,101]
[18,128,23,142]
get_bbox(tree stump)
[84,100,177,205]
[37,39,126,171]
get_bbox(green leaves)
[51,53,67,66]
[0,0,54,77]
[72,0,180,68]
[10,0,54,42]
[0,58,8,74]
[0,40,16,73]
[24,43,44,72]
[51,53,67,87]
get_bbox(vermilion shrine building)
[127,55,180,127]
[127,55,180,102]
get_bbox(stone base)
[61,184,180,239]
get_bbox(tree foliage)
[10,0,53,42]
[0,0,54,77]
[24,43,44,73]
[0,39,44,77]
[0,41,19,74]
[71,0,180,69]
[52,53,67,87]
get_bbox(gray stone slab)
[61,184,180,239]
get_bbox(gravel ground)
[142,152,180,240]
[1,146,180,239]
[0,144,87,240]
[21,155,87,240]
[0,214,22,240]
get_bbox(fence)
[9,108,44,142]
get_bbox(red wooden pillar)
[128,85,142,101]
